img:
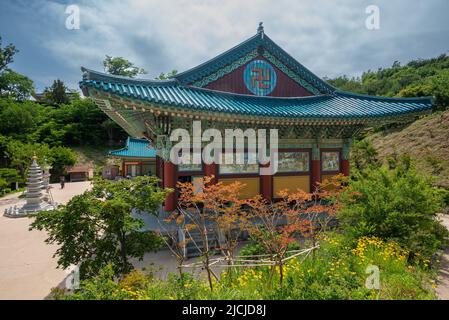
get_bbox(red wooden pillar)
[311,160,321,192]
[121,161,126,177]
[260,163,272,201]
[341,159,350,176]
[155,156,160,179]
[163,160,177,211]
[204,163,218,184]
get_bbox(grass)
[368,110,449,187]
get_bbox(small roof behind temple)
[109,137,156,158]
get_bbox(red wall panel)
[203,56,314,97]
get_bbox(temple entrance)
[128,164,137,177]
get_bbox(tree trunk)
[119,231,128,275]
[204,252,214,291]
[177,259,184,278]
[279,260,284,286]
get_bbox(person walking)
[60,175,65,189]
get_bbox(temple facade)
[80,24,433,211]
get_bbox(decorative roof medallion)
[243,60,277,96]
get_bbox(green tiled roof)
[80,68,433,120]
[80,29,433,121]
[109,137,156,158]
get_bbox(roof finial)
[257,22,264,37]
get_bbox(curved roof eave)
[81,67,178,86]
[80,78,433,120]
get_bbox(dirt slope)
[368,110,449,187]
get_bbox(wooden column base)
[260,163,273,201]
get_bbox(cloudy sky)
[1,0,448,91]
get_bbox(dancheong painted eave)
[80,67,433,121]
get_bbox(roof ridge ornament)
[257,22,264,38]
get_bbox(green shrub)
[440,188,449,208]
[0,178,8,193]
[240,241,301,257]
[338,158,448,261]
[350,139,381,173]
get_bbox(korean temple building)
[80,24,433,211]
[109,137,156,177]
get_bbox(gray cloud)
[1,0,448,91]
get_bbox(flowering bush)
[61,234,436,300]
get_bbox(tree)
[351,139,381,173]
[155,70,178,80]
[0,36,18,72]
[5,140,52,176]
[245,188,334,286]
[175,176,249,288]
[338,158,448,260]
[398,69,449,110]
[30,176,169,279]
[0,168,21,189]
[49,146,76,178]
[0,178,8,193]
[4,140,75,179]
[43,79,76,105]
[327,53,449,110]
[103,55,147,78]
[101,119,117,146]
[0,38,34,101]
[0,70,34,101]
[0,99,38,136]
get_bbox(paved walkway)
[0,181,205,299]
[0,181,92,300]
[436,214,449,300]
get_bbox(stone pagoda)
[4,155,57,218]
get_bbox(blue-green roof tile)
[80,69,432,120]
[109,137,156,158]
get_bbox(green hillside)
[365,110,449,187]
[327,54,449,187]
[327,54,449,110]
